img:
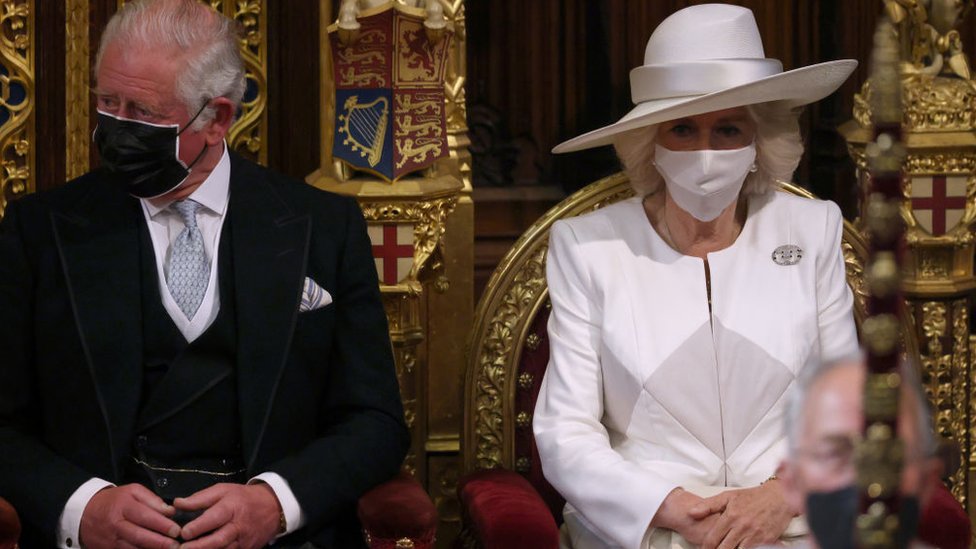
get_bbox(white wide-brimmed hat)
[552,3,857,154]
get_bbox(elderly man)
[776,359,942,549]
[0,1,408,548]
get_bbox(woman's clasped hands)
[656,481,796,549]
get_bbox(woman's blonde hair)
[612,101,805,196]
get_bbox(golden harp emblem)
[329,3,452,181]
[338,95,390,168]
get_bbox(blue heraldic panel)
[334,88,395,180]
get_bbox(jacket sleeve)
[0,200,95,545]
[533,220,678,549]
[815,201,859,362]
[266,196,409,535]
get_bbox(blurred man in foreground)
[777,359,943,549]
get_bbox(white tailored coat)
[533,190,860,549]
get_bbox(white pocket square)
[300,277,333,312]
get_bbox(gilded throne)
[458,172,970,548]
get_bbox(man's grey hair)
[95,0,246,129]
[784,356,937,458]
[612,101,805,197]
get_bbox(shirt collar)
[144,142,231,218]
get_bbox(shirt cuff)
[250,472,305,537]
[57,478,114,548]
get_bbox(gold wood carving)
[441,0,470,189]
[429,455,461,542]
[971,334,976,467]
[384,292,421,476]
[114,0,267,164]
[918,299,970,504]
[0,0,34,220]
[471,242,547,469]
[360,195,459,288]
[854,76,976,131]
[849,147,976,179]
[904,153,976,175]
[842,240,869,327]
[847,149,976,175]
[949,300,969,504]
[883,0,974,79]
[65,0,89,179]
[226,0,267,164]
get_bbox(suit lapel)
[51,180,143,478]
[228,156,310,470]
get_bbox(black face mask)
[806,485,920,549]
[93,104,209,199]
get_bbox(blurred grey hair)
[612,101,805,197]
[784,357,937,459]
[95,0,246,129]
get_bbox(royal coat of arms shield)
[329,3,453,181]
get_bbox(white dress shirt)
[56,145,305,547]
[140,146,230,342]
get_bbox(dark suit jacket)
[0,154,409,547]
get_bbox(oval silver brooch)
[772,244,803,266]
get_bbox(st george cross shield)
[910,175,969,236]
[368,223,415,285]
[329,3,453,181]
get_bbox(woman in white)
[533,4,860,549]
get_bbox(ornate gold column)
[223,0,268,164]
[310,1,471,544]
[0,0,34,220]
[840,1,975,518]
[65,0,89,180]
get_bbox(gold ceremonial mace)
[855,17,909,549]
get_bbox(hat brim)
[552,59,857,154]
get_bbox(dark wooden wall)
[464,0,901,195]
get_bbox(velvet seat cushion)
[358,471,438,549]
[458,468,559,549]
[0,497,19,549]
[918,482,971,549]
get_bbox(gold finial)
[883,0,974,79]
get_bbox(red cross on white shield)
[911,175,968,236]
[368,223,415,285]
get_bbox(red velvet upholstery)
[358,471,438,549]
[513,304,565,521]
[0,497,19,549]
[918,482,971,549]
[458,469,559,549]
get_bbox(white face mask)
[654,143,757,222]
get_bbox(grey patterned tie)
[166,199,210,319]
